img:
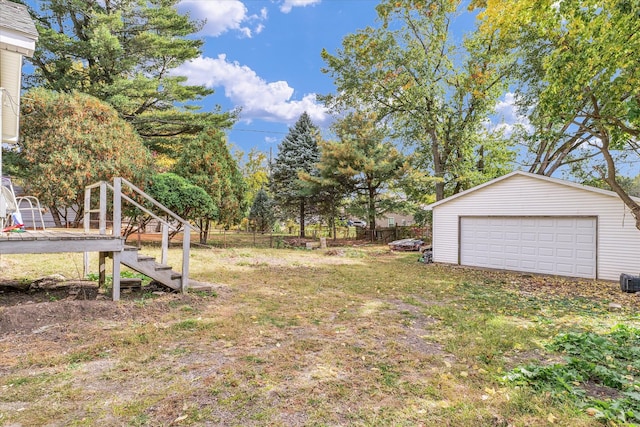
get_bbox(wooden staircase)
[120,245,182,291]
[84,177,193,300]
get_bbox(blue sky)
[171,0,526,157]
[24,0,525,157]
[174,0,382,154]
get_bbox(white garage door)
[460,217,596,279]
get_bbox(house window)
[388,217,395,227]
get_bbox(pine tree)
[27,0,236,158]
[319,111,406,240]
[249,188,275,234]
[269,112,321,238]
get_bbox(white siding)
[432,174,640,281]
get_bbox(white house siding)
[431,173,640,281]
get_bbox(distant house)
[427,171,640,281]
[375,213,415,229]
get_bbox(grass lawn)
[1,243,640,426]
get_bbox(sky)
[170,0,526,158]
[23,0,526,159]
[173,0,383,155]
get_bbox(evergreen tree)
[173,129,247,243]
[319,111,406,240]
[27,0,236,158]
[269,112,321,238]
[249,188,275,234]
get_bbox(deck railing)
[83,177,194,295]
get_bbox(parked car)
[348,219,367,228]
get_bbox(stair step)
[137,255,155,262]
[124,245,139,251]
[119,278,142,289]
[155,264,172,271]
[171,273,182,280]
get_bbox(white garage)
[427,172,640,281]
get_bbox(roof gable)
[427,171,640,210]
[0,0,38,56]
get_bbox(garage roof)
[426,171,640,210]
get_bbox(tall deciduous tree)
[19,88,152,227]
[239,148,270,215]
[27,0,236,157]
[318,111,406,240]
[321,0,513,201]
[475,0,640,229]
[173,128,247,243]
[269,112,321,238]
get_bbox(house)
[427,171,640,281]
[0,0,38,145]
[375,213,415,229]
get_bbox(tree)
[317,111,406,240]
[18,88,152,227]
[27,0,236,158]
[123,173,216,239]
[239,148,270,215]
[173,128,247,243]
[474,0,640,229]
[248,188,275,234]
[269,112,321,238]
[321,0,514,201]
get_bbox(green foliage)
[321,0,515,201]
[27,0,236,157]
[173,128,247,242]
[146,173,216,224]
[19,88,153,226]
[239,148,270,214]
[319,111,406,234]
[248,188,275,233]
[269,112,322,237]
[476,0,640,227]
[504,325,640,424]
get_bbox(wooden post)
[161,223,168,265]
[112,178,122,301]
[83,185,91,277]
[181,227,190,293]
[99,182,106,234]
[99,252,106,289]
[112,251,121,301]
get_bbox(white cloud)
[490,92,532,137]
[179,0,266,38]
[175,55,328,124]
[280,0,322,14]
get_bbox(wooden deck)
[0,230,123,254]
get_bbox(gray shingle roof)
[0,0,38,39]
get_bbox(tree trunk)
[199,218,210,244]
[599,138,640,231]
[49,204,64,228]
[431,134,446,201]
[299,198,305,238]
[368,185,376,242]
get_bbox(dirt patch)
[0,279,220,336]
